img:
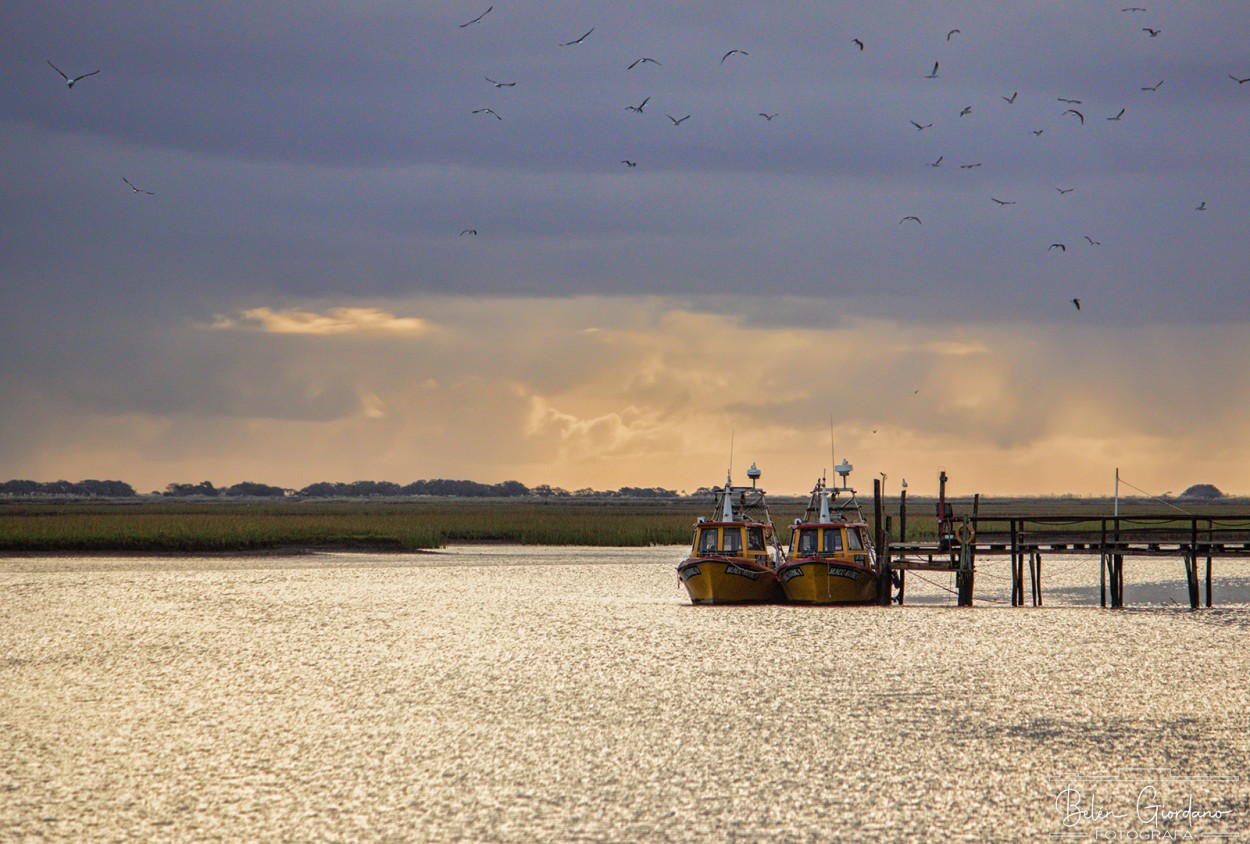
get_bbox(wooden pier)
[870,477,1250,608]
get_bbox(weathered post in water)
[956,517,974,606]
[874,479,891,606]
[899,488,907,542]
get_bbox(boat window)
[746,526,765,551]
[699,527,718,553]
[797,530,817,555]
[822,530,844,553]
[847,528,864,550]
[722,529,742,553]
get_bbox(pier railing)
[882,513,1250,609]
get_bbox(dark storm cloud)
[3,2,1250,492]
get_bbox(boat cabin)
[694,522,768,557]
[789,523,868,559]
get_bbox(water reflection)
[1,547,1246,841]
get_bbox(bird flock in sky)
[47,4,1245,319]
[445,4,1243,315]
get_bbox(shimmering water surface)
[2,546,1247,842]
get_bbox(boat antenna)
[829,414,835,489]
[726,429,734,485]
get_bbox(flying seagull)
[899,216,922,225]
[758,112,778,121]
[559,27,594,46]
[1121,7,1147,11]
[851,38,864,51]
[946,29,961,41]
[1229,75,1250,84]
[1084,235,1101,246]
[459,6,492,27]
[1063,108,1085,125]
[1107,108,1126,121]
[47,60,99,89]
[628,57,661,69]
[1049,243,1067,252]
[959,163,981,169]
[472,107,502,120]
[910,120,932,131]
[1195,201,1207,211]
[625,96,650,113]
[620,160,637,167]
[1142,27,1161,37]
[459,229,477,236]
[1141,79,1164,91]
[122,177,154,195]
[1032,129,1045,136]
[959,106,972,117]
[484,76,516,87]
[990,197,1015,205]
[1071,298,1081,311]
[927,155,943,167]
[665,113,690,125]
[721,49,748,64]
[1057,187,1075,194]
[1057,97,1082,104]
[924,61,939,78]
[1002,91,1018,104]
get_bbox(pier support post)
[1184,553,1200,610]
[1010,520,1022,606]
[1028,551,1042,607]
[1110,519,1124,608]
[875,479,891,606]
[1100,521,1108,608]
[956,518,974,606]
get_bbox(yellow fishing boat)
[677,463,786,604]
[778,459,880,605]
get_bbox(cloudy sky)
[4,2,1249,496]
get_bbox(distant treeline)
[0,479,138,498]
[0,478,689,499]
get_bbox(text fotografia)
[1053,784,1236,840]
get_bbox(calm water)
[1,546,1247,842]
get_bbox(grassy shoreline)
[2,496,1243,555]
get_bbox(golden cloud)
[211,306,432,336]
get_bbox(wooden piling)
[874,479,891,606]
[899,488,907,542]
[1010,519,1021,606]
[956,518,974,606]
[1028,551,1039,607]
[1099,521,1107,608]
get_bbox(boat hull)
[779,559,878,604]
[678,557,782,604]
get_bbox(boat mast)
[720,474,735,522]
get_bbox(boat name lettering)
[829,567,861,580]
[782,567,804,582]
[725,564,762,581]
[679,565,700,581]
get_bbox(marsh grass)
[1,496,1244,553]
[0,499,706,552]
